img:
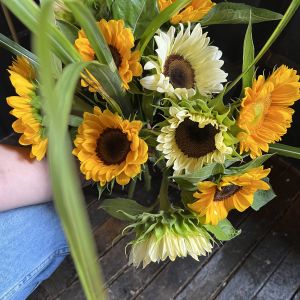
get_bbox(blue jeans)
[0,203,69,300]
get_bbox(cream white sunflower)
[127,209,213,268]
[140,23,227,99]
[156,107,233,174]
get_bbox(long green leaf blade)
[241,15,255,94]
[138,0,191,54]
[35,1,106,299]
[201,2,283,26]
[224,0,300,95]
[269,143,300,159]
[1,0,81,64]
[0,33,38,65]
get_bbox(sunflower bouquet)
[1,0,300,291]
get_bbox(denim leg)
[0,202,69,300]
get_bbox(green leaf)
[224,0,300,96]
[100,198,153,221]
[242,15,255,93]
[69,115,83,127]
[252,179,276,211]
[0,33,38,66]
[171,163,225,191]
[201,2,283,26]
[204,219,241,241]
[224,154,273,175]
[57,20,79,44]
[141,94,154,122]
[111,0,159,39]
[138,0,191,54]
[269,143,300,160]
[35,1,106,299]
[2,0,81,64]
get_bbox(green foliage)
[224,0,300,96]
[138,0,191,54]
[171,163,225,191]
[111,0,159,39]
[100,198,153,221]
[57,20,79,44]
[2,0,81,64]
[242,16,255,94]
[269,143,300,160]
[252,179,276,211]
[35,1,106,299]
[224,154,273,175]
[0,33,38,66]
[141,94,154,122]
[64,0,117,73]
[201,2,283,26]
[204,219,241,241]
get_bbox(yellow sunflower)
[75,19,142,90]
[72,107,148,186]
[157,0,215,24]
[6,57,48,160]
[238,65,300,158]
[188,166,271,225]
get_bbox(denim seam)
[0,247,69,300]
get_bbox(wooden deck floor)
[29,157,300,300]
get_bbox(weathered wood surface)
[29,158,300,300]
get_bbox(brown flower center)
[109,45,122,69]
[97,128,130,165]
[214,184,242,201]
[175,118,218,158]
[163,54,195,89]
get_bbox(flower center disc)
[214,184,242,201]
[163,54,195,89]
[175,118,218,158]
[109,45,122,69]
[97,128,130,165]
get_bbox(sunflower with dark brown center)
[156,107,232,175]
[188,167,271,225]
[72,107,148,186]
[75,19,142,91]
[140,23,227,100]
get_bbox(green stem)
[128,179,137,199]
[144,164,152,192]
[224,0,300,95]
[158,169,170,211]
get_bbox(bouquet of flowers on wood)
[1,0,300,278]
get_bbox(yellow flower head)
[188,166,271,225]
[75,19,142,90]
[157,0,215,24]
[6,57,48,160]
[237,65,300,158]
[72,107,148,186]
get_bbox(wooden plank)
[215,193,300,300]
[107,261,168,300]
[252,249,300,300]
[175,165,300,300]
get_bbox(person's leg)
[0,202,69,300]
